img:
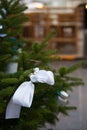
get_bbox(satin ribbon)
[5,67,54,119]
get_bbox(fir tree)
[0,0,84,130]
[0,0,27,71]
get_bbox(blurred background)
[21,0,87,60]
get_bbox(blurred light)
[0,15,2,19]
[27,2,44,9]
[0,34,7,37]
[0,25,2,29]
[85,4,87,9]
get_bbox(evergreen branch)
[58,106,76,115]
[0,78,18,86]
[0,55,11,61]
[58,61,85,76]
[41,31,56,44]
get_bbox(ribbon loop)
[30,67,54,85]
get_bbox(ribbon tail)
[5,98,21,119]
[12,81,35,108]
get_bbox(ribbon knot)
[5,67,54,119]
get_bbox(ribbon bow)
[5,67,54,119]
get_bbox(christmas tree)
[0,0,84,130]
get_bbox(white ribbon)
[5,67,54,119]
